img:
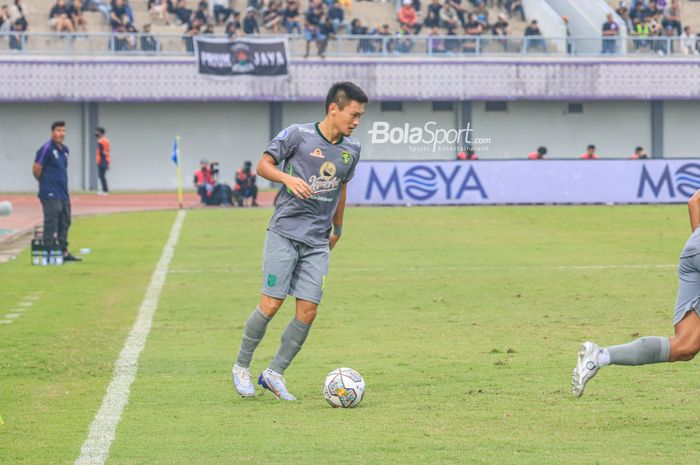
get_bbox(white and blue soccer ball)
[323,367,365,408]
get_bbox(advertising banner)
[194,37,288,76]
[346,160,700,205]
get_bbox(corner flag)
[172,136,183,209]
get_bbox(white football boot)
[572,341,602,397]
[258,368,296,401]
[232,364,255,397]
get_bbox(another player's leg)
[259,299,316,401]
[573,254,700,397]
[232,295,284,397]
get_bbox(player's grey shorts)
[260,229,330,305]
[674,253,700,325]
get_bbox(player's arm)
[688,189,700,231]
[257,153,312,199]
[32,163,43,180]
[329,183,347,250]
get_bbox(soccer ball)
[323,367,365,408]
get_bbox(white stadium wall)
[663,102,700,159]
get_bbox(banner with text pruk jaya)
[346,160,700,205]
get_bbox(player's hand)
[329,233,340,250]
[284,175,313,199]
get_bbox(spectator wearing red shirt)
[457,148,477,160]
[630,146,648,159]
[580,144,599,159]
[95,127,111,194]
[528,146,547,159]
[233,160,259,207]
[398,0,417,32]
[194,159,233,205]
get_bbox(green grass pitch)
[2,205,700,465]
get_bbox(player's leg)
[233,231,297,397]
[259,243,329,401]
[573,254,700,397]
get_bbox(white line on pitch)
[17,302,33,307]
[5,313,21,319]
[169,263,677,274]
[75,210,186,465]
[0,320,13,325]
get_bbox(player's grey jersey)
[681,227,700,258]
[264,122,361,247]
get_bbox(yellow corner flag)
[171,136,184,209]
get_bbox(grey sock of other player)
[236,306,271,368]
[607,336,671,365]
[269,318,311,374]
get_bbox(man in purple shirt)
[32,121,81,262]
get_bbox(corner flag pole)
[176,135,183,209]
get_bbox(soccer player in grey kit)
[573,189,700,397]
[232,82,368,400]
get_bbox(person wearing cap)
[95,127,111,195]
[233,160,259,207]
[193,159,232,205]
[528,146,547,159]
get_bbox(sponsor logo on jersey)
[308,162,340,195]
[341,151,352,165]
[275,128,289,140]
[310,148,325,158]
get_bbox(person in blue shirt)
[32,121,81,262]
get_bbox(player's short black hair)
[587,144,596,150]
[325,82,368,114]
[96,127,105,135]
[51,121,66,131]
[537,146,547,155]
[635,146,643,152]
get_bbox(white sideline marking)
[169,263,677,274]
[75,210,186,465]
[5,313,21,319]
[0,320,13,325]
[17,301,33,307]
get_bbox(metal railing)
[0,32,697,57]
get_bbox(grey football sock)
[269,318,311,374]
[236,306,271,368]
[607,336,670,366]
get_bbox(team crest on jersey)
[341,151,352,165]
[275,128,289,140]
[320,162,336,179]
[310,148,324,158]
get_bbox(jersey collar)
[314,122,344,145]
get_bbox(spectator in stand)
[110,0,131,29]
[233,161,259,207]
[212,0,234,24]
[664,0,681,36]
[84,0,111,24]
[148,0,171,25]
[10,0,27,30]
[328,0,346,33]
[634,15,650,50]
[562,15,573,53]
[681,26,697,55]
[69,0,88,32]
[226,11,242,36]
[282,0,301,34]
[243,6,259,33]
[523,19,546,52]
[49,0,75,33]
[394,21,414,53]
[424,0,441,29]
[263,1,282,32]
[376,23,394,53]
[398,0,418,33]
[441,4,459,35]
[602,13,620,54]
[618,6,634,34]
[462,13,482,53]
[319,14,335,44]
[9,17,25,49]
[351,18,373,53]
[492,13,510,51]
[173,0,193,25]
[630,146,648,159]
[504,0,524,22]
[659,23,674,54]
[303,21,326,57]
[475,2,489,28]
[426,26,444,53]
[123,0,135,24]
[457,148,477,160]
[446,0,465,27]
[0,5,10,32]
[580,144,599,159]
[194,0,210,25]
[528,146,547,159]
[184,17,201,51]
[141,23,159,50]
[337,0,350,15]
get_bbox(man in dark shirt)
[524,19,546,52]
[173,0,193,25]
[282,0,301,34]
[602,13,619,53]
[32,121,81,262]
[243,6,259,34]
